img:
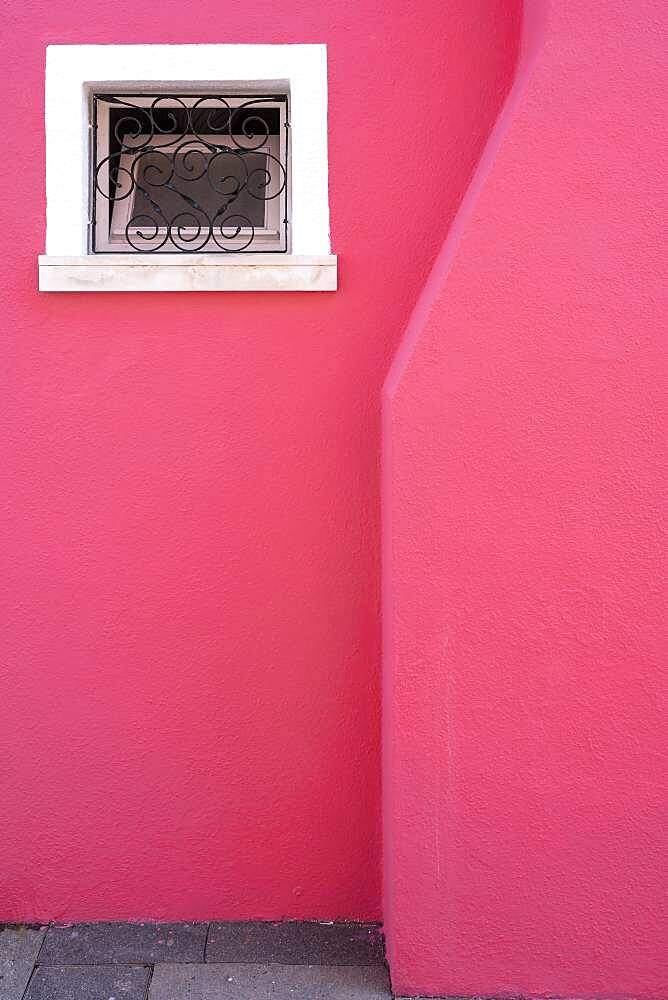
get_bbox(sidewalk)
[0,921,392,999]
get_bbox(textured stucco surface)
[0,2,519,921]
[383,0,667,995]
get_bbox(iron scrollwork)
[92,94,289,253]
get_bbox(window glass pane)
[131,148,268,229]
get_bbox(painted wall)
[383,0,667,996]
[0,3,519,921]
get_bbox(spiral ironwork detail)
[92,94,289,253]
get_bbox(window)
[40,45,336,291]
[93,94,289,253]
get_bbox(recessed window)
[41,45,336,290]
[92,94,289,253]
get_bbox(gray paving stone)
[206,921,385,965]
[0,960,35,1000]
[25,964,150,999]
[149,962,392,999]
[0,926,46,962]
[39,921,207,964]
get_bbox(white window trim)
[40,44,336,291]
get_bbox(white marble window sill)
[38,255,338,292]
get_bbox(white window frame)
[40,44,336,291]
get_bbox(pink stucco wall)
[383,0,667,996]
[0,2,519,921]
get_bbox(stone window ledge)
[38,254,338,292]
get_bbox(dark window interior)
[130,149,269,229]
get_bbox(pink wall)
[383,0,667,996]
[0,2,519,921]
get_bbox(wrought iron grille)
[91,94,289,253]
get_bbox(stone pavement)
[0,921,398,999]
